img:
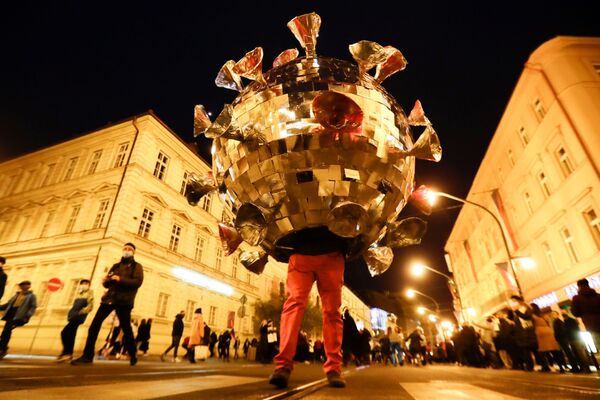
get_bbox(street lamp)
[410,261,454,282]
[416,306,426,315]
[428,314,437,323]
[404,287,440,314]
[411,185,532,298]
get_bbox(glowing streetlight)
[404,288,440,314]
[467,307,477,317]
[428,314,437,323]
[411,262,426,278]
[405,288,416,299]
[441,320,453,330]
[416,306,426,315]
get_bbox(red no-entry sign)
[47,277,63,292]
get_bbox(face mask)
[122,251,134,259]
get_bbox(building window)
[507,149,515,167]
[138,208,154,238]
[42,163,57,186]
[541,241,557,272]
[65,204,81,233]
[232,255,238,279]
[63,157,79,181]
[93,199,110,229]
[63,279,80,305]
[215,248,223,271]
[560,227,579,263]
[113,143,130,168]
[208,305,217,325]
[533,98,546,121]
[169,223,182,252]
[556,147,574,177]
[523,192,533,215]
[40,210,56,237]
[153,151,169,180]
[201,194,212,213]
[185,300,196,323]
[537,171,552,197]
[518,126,529,146]
[180,171,189,195]
[18,214,32,240]
[194,235,206,262]
[87,150,103,175]
[21,169,37,192]
[156,293,170,318]
[583,208,600,249]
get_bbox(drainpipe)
[89,117,140,281]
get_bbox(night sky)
[1,2,598,318]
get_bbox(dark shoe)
[130,356,138,366]
[0,349,7,360]
[56,354,73,363]
[326,371,346,388]
[160,354,166,362]
[269,368,291,389]
[71,356,93,365]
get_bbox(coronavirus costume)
[187,12,442,387]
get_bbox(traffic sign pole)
[28,278,63,354]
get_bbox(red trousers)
[274,252,344,374]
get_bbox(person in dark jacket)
[209,331,218,358]
[0,256,7,301]
[56,279,94,362]
[508,295,537,371]
[0,280,37,359]
[342,308,358,366]
[562,309,591,373]
[136,318,152,355]
[72,242,143,366]
[571,278,600,348]
[551,310,581,373]
[203,323,211,346]
[161,311,185,361]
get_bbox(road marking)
[0,374,263,398]
[0,368,219,381]
[401,381,523,400]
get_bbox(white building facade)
[444,36,600,322]
[0,112,371,354]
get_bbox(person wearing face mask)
[72,242,143,366]
[56,279,94,362]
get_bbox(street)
[0,356,598,399]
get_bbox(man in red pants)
[269,227,347,388]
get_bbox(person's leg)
[0,320,16,351]
[315,253,344,375]
[114,306,136,361]
[173,336,181,358]
[62,320,82,355]
[273,254,315,372]
[81,303,114,359]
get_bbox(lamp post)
[412,186,525,298]
[405,288,440,314]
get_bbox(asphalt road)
[0,355,599,399]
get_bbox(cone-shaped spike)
[215,60,243,91]
[364,245,394,276]
[273,48,300,68]
[240,250,269,275]
[407,126,442,162]
[385,217,428,248]
[287,12,321,58]
[218,222,243,256]
[349,40,388,75]
[193,104,211,136]
[407,100,430,126]
[233,47,267,86]
[375,46,408,82]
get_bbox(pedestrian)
[389,326,404,366]
[407,327,426,365]
[203,323,211,346]
[220,329,232,361]
[243,338,250,358]
[530,303,565,372]
[342,308,358,366]
[508,296,537,371]
[72,242,143,366]
[493,310,516,368]
[570,278,600,349]
[562,308,591,373]
[0,256,7,301]
[313,338,325,363]
[379,329,392,365]
[56,279,94,362]
[136,318,152,355]
[209,331,217,358]
[161,311,185,362]
[268,227,348,389]
[0,280,37,359]
[551,310,581,372]
[232,329,240,360]
[188,308,204,363]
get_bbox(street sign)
[47,277,63,292]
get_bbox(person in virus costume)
[186,12,442,388]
